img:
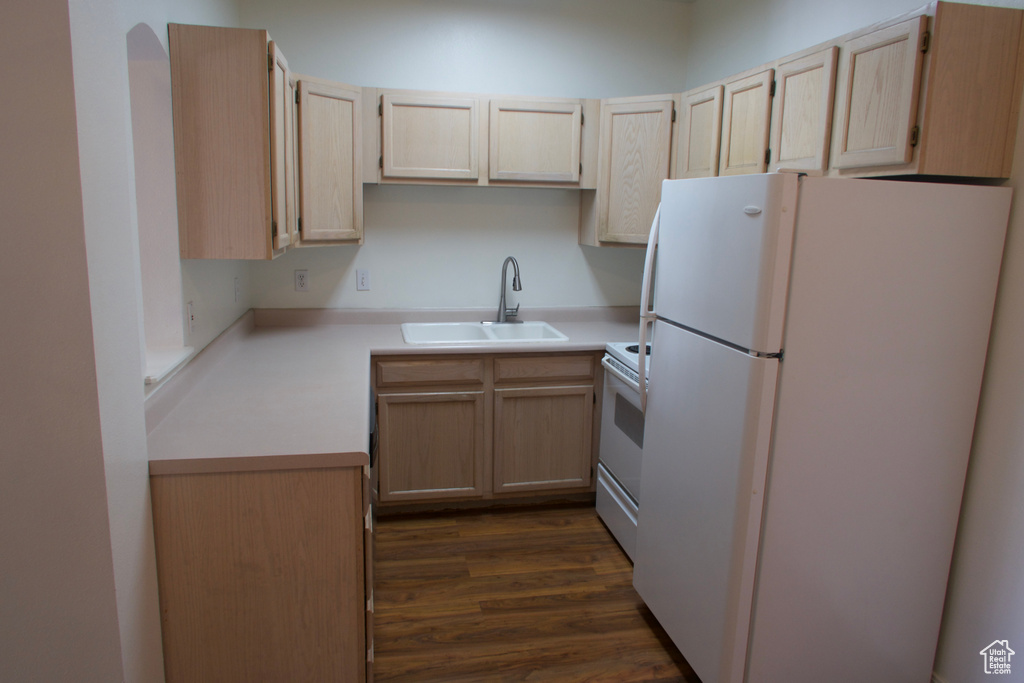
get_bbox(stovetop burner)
[625,344,652,355]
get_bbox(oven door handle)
[601,356,641,392]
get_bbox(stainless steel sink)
[401,321,568,344]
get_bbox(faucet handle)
[504,303,520,320]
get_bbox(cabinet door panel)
[489,99,582,182]
[833,16,927,169]
[720,69,774,176]
[770,47,838,174]
[382,92,480,179]
[676,85,723,179]
[269,42,295,252]
[597,96,674,244]
[494,386,593,493]
[378,392,485,501]
[297,78,363,242]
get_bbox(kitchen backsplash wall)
[250,185,647,310]
[237,0,692,311]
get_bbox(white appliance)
[596,342,649,560]
[632,173,1011,683]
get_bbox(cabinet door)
[377,392,486,501]
[769,47,838,174]
[719,69,775,176]
[169,24,273,260]
[596,95,675,244]
[381,91,480,180]
[493,385,594,493]
[832,16,927,169]
[269,41,297,252]
[675,85,723,179]
[297,78,363,242]
[489,99,582,182]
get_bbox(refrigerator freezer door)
[655,173,798,353]
[633,320,779,683]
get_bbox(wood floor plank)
[373,504,699,682]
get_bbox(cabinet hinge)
[580,162,583,175]
[770,80,777,97]
[910,126,920,147]
[298,216,303,232]
[671,107,677,123]
[271,220,278,237]
[580,112,585,126]
[379,155,384,169]
[295,89,300,104]
[378,102,383,117]
[921,30,930,53]
[268,53,274,73]
[764,148,771,166]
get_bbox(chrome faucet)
[496,256,522,323]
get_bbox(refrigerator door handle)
[639,204,661,413]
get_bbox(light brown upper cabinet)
[769,47,838,174]
[832,17,927,170]
[675,85,724,179]
[832,2,1024,177]
[380,90,482,181]
[581,94,677,246]
[270,42,299,251]
[719,69,775,176]
[489,99,582,182]
[296,77,363,244]
[169,24,294,260]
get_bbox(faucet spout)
[497,256,522,323]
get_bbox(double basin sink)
[402,321,568,345]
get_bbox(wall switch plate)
[356,269,370,291]
[295,269,310,292]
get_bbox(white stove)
[604,341,651,387]
[596,340,650,561]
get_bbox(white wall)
[682,1,1024,681]
[0,0,125,680]
[237,0,692,311]
[64,0,242,681]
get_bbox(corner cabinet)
[170,24,294,260]
[580,94,677,246]
[296,76,364,244]
[373,352,601,506]
[832,3,1024,178]
[150,460,372,682]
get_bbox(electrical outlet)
[186,301,195,335]
[356,269,370,291]
[295,269,309,292]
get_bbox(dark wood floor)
[372,504,700,682]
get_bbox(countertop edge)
[149,451,370,476]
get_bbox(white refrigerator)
[632,173,1011,683]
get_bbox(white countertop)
[146,308,638,474]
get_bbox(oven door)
[599,356,645,500]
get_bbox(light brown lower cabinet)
[493,385,594,493]
[377,391,486,501]
[150,463,371,683]
[373,351,601,505]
